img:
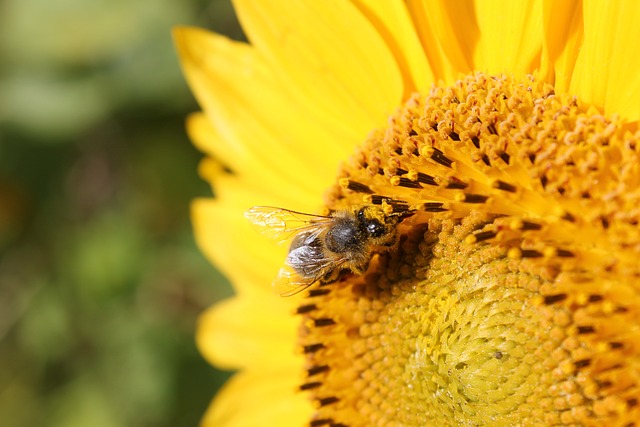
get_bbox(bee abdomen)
[287,232,327,278]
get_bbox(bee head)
[357,205,403,241]
[357,207,386,237]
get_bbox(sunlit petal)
[232,0,404,131]
[201,369,311,427]
[197,296,299,371]
[351,0,434,93]
[471,0,544,75]
[541,0,583,91]
[407,0,476,83]
[570,0,640,121]
[174,27,351,198]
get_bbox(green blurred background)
[0,1,242,426]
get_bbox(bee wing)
[273,263,340,297]
[273,242,346,297]
[272,265,321,297]
[244,206,332,244]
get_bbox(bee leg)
[321,268,342,283]
[349,260,370,276]
[323,266,363,284]
[380,233,400,249]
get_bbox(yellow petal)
[232,0,403,132]
[407,0,476,84]
[201,369,312,427]
[187,113,325,206]
[351,0,434,94]
[570,0,640,121]
[174,27,350,197]
[196,296,299,371]
[192,198,292,295]
[540,0,583,91]
[472,0,544,75]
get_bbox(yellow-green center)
[297,73,640,427]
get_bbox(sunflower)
[174,1,640,426]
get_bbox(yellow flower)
[175,1,640,426]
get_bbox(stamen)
[498,152,510,164]
[307,365,330,376]
[313,318,336,327]
[310,419,333,427]
[520,221,542,231]
[577,326,595,334]
[396,177,422,189]
[468,230,497,243]
[543,294,568,305]
[520,249,543,258]
[300,382,323,391]
[556,249,574,257]
[303,343,325,354]
[445,179,468,190]
[420,202,446,212]
[308,289,331,297]
[428,147,454,168]
[416,172,438,186]
[317,397,340,407]
[341,179,373,194]
[574,359,592,370]
[462,194,489,204]
[493,180,517,193]
[297,304,318,314]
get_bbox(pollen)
[298,73,640,426]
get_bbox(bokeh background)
[0,1,242,426]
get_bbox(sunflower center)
[298,73,640,427]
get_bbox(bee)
[245,204,405,296]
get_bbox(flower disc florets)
[298,73,640,427]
